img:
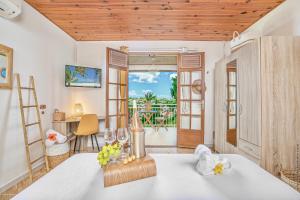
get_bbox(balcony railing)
[128,104,177,128]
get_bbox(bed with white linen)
[13,153,300,200]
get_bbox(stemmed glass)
[104,128,117,163]
[117,128,129,159]
[104,128,116,145]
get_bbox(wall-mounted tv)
[65,65,101,88]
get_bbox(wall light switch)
[40,104,46,110]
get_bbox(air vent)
[109,49,128,68]
[181,54,202,68]
[0,0,22,19]
[129,54,178,65]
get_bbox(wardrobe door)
[214,59,226,153]
[261,36,300,175]
[237,40,261,147]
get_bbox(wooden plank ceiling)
[26,0,285,41]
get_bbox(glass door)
[226,60,237,146]
[177,53,205,148]
[106,48,128,129]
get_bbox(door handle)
[201,100,205,110]
[239,104,243,115]
[223,102,227,112]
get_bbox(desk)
[52,116,105,137]
[52,116,106,151]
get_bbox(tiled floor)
[0,147,194,200]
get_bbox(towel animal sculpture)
[194,145,231,176]
[45,129,67,146]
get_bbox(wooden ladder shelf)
[16,74,49,183]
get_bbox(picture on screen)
[65,65,101,88]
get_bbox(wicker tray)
[103,155,157,187]
[280,170,300,192]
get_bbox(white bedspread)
[13,153,300,200]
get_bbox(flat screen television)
[65,65,101,88]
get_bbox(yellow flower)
[214,163,224,175]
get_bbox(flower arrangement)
[48,133,57,141]
[213,163,224,175]
[97,143,121,167]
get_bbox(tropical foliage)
[65,66,87,86]
[170,76,177,101]
[128,97,176,105]
[65,68,78,86]
[144,91,156,102]
[128,103,177,127]
[75,66,87,77]
[128,72,178,127]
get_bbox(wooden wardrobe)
[214,36,300,176]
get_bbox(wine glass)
[117,128,129,158]
[104,128,116,145]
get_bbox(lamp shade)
[74,103,83,116]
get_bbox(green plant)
[65,68,78,85]
[97,143,121,167]
[170,76,177,101]
[144,91,156,102]
[75,66,87,77]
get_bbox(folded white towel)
[45,129,67,144]
[194,145,231,176]
[45,139,56,147]
[194,144,212,162]
[56,133,67,144]
[195,154,219,176]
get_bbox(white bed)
[13,153,300,200]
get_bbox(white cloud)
[130,72,160,83]
[169,73,177,80]
[129,90,137,97]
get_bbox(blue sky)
[129,71,177,99]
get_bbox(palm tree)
[75,66,87,77]
[144,91,156,111]
[170,76,177,101]
[65,68,78,86]
[144,91,156,102]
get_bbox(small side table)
[139,110,157,130]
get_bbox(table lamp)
[74,103,83,116]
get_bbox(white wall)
[0,3,75,190]
[224,0,300,56]
[76,41,225,145]
[243,0,300,37]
